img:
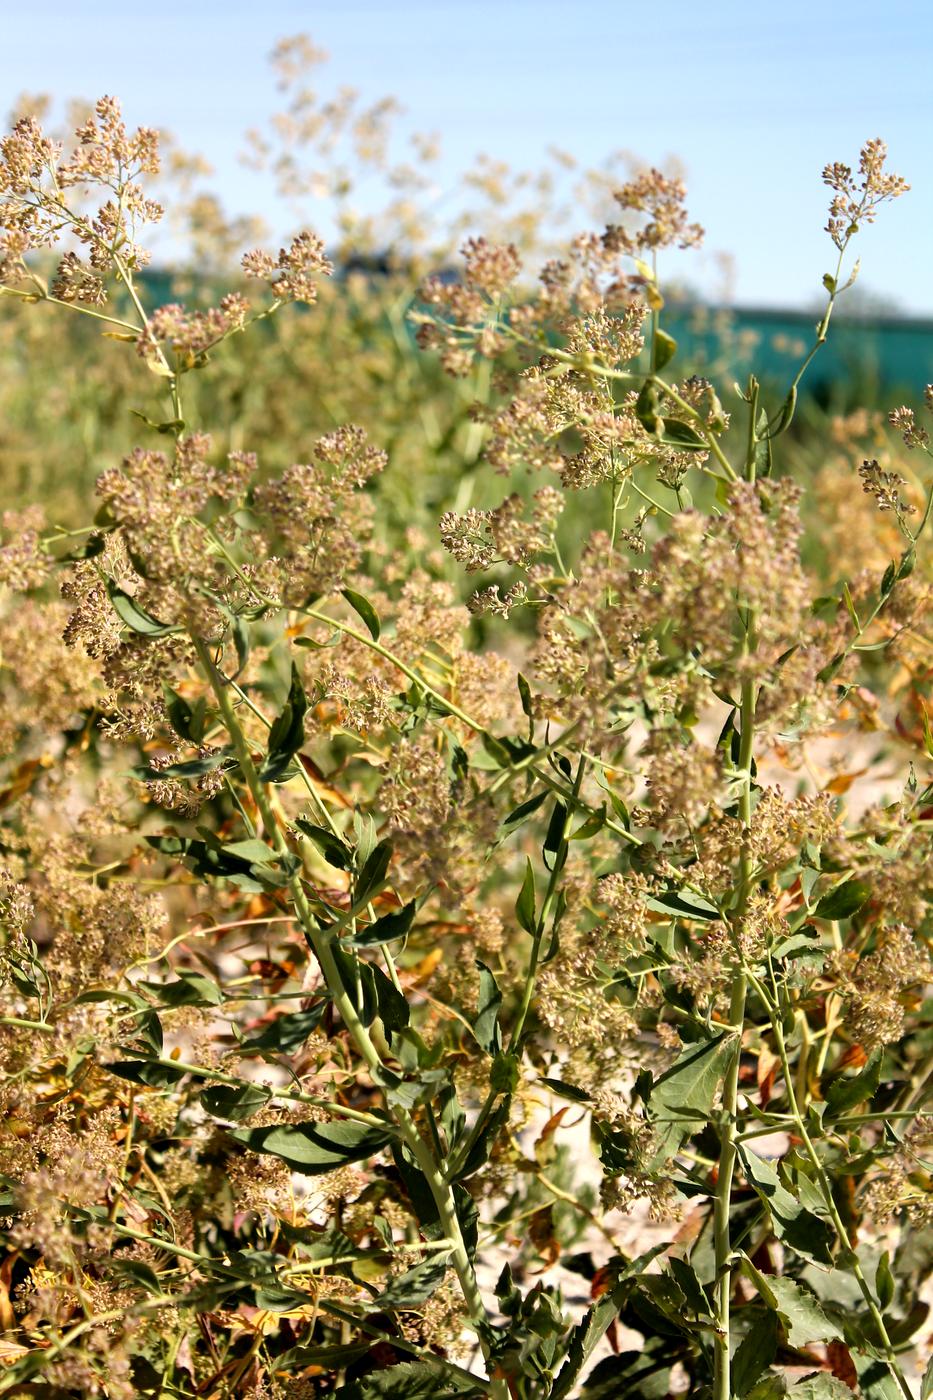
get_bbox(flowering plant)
[0,90,931,1400]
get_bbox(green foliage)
[0,70,930,1400]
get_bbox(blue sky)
[3,0,931,311]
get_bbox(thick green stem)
[713,650,756,1400]
[509,757,584,1051]
[751,971,915,1400]
[190,635,496,1373]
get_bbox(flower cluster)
[0,97,162,283]
[822,138,909,247]
[1,87,931,1400]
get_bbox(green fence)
[136,270,932,403]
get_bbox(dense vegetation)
[0,41,931,1400]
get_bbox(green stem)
[510,757,584,1051]
[450,760,585,1183]
[298,604,641,849]
[137,1055,388,1129]
[190,634,496,1372]
[713,640,757,1400]
[0,281,140,331]
[750,970,915,1400]
[0,1015,56,1033]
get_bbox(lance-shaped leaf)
[295,818,351,870]
[355,837,393,905]
[108,584,178,637]
[163,683,207,743]
[814,878,871,920]
[260,663,308,781]
[653,327,677,371]
[472,961,502,1054]
[342,587,381,640]
[347,900,417,948]
[230,1119,393,1175]
[137,969,224,1007]
[330,942,410,1033]
[551,1275,631,1399]
[240,1004,327,1055]
[515,858,537,935]
[200,1081,272,1121]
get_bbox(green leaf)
[240,1005,327,1055]
[230,1119,392,1175]
[273,1341,372,1374]
[824,1048,883,1118]
[516,858,537,934]
[517,672,534,719]
[732,1309,779,1395]
[294,631,341,651]
[355,838,393,906]
[146,749,233,779]
[453,1096,511,1181]
[744,1263,842,1346]
[552,1278,628,1400]
[376,1256,449,1309]
[472,961,502,1054]
[342,587,381,640]
[260,663,308,782]
[645,1030,739,1168]
[501,789,548,833]
[130,409,186,435]
[107,1057,187,1089]
[635,380,660,434]
[200,1082,271,1121]
[221,838,279,864]
[137,970,224,1007]
[745,1375,788,1399]
[738,1147,835,1266]
[347,901,416,948]
[490,1052,520,1094]
[162,684,207,743]
[111,1258,164,1295]
[788,1378,852,1399]
[231,613,250,675]
[658,418,707,450]
[814,878,872,920]
[581,1346,672,1399]
[653,327,677,371]
[570,807,606,841]
[646,889,719,921]
[146,833,269,893]
[108,585,177,637]
[540,1077,592,1104]
[875,1251,895,1311]
[295,818,351,870]
[755,431,774,478]
[330,944,410,1034]
[768,385,798,439]
[816,652,847,684]
[851,1352,904,1400]
[339,1360,482,1398]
